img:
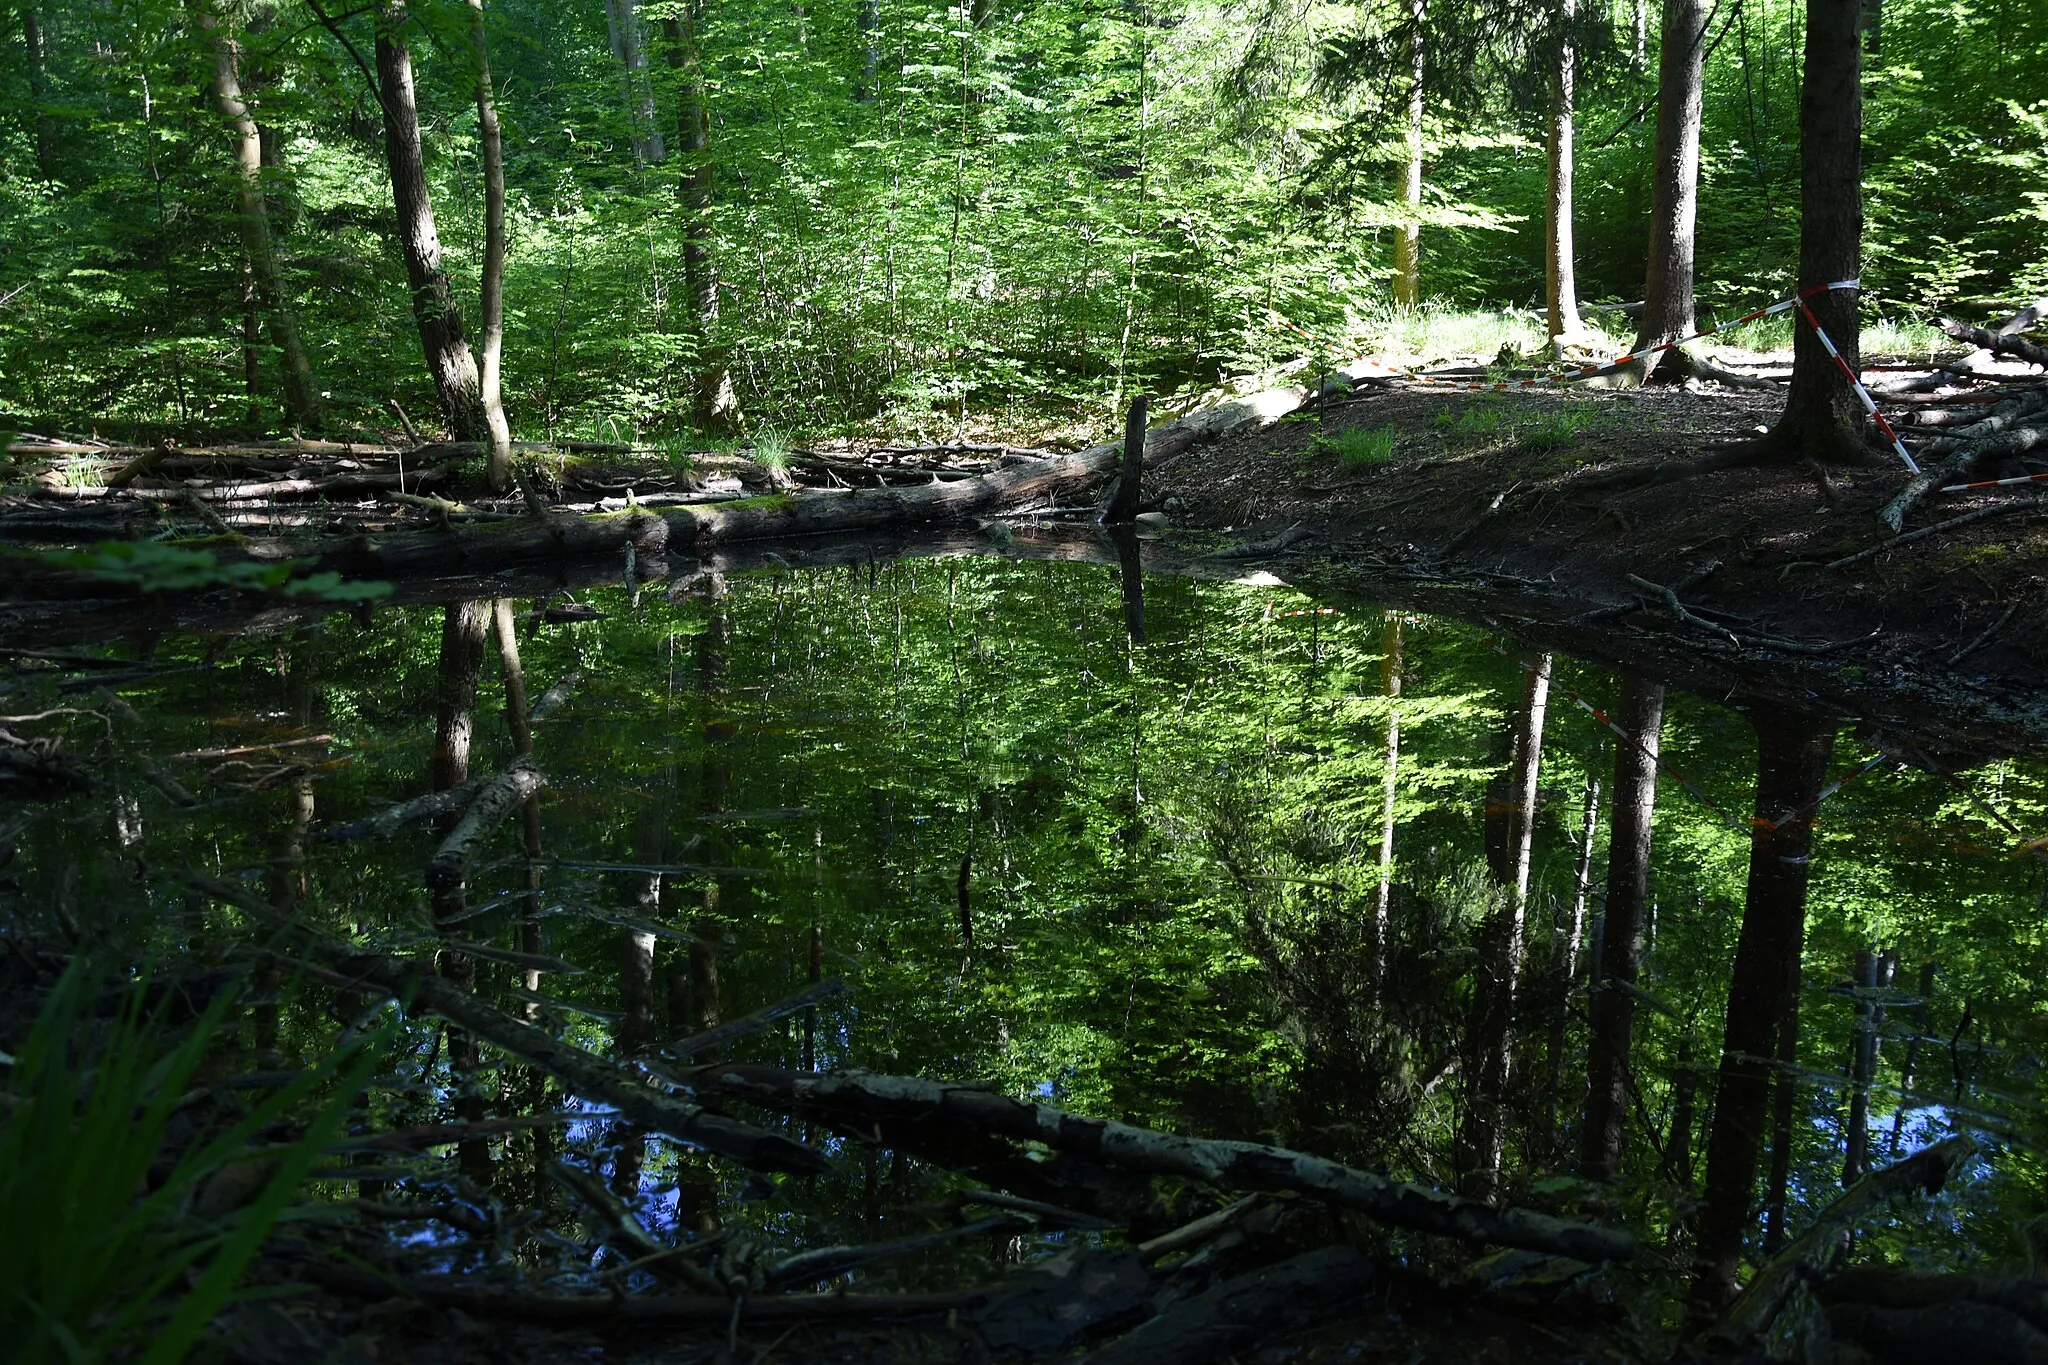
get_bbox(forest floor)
[1139,368,2048,757]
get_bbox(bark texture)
[1392,0,1425,307]
[1694,707,1837,1309]
[200,4,322,429]
[376,4,489,442]
[466,0,513,491]
[1625,0,1706,382]
[1544,0,1583,344]
[662,4,736,431]
[1579,675,1664,1180]
[1765,0,1873,464]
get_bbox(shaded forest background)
[3,0,2044,441]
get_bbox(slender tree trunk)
[466,0,513,491]
[1373,612,1404,965]
[1694,707,1836,1311]
[1625,0,1706,382]
[375,3,490,442]
[1392,0,1425,307]
[1579,675,1664,1180]
[1565,772,1599,978]
[1887,960,1935,1157]
[22,6,56,180]
[1545,0,1583,346]
[431,600,491,793]
[855,0,879,102]
[1462,654,1552,1199]
[1632,0,1648,73]
[199,4,322,430]
[661,3,735,431]
[1761,944,1803,1251]
[1841,947,1894,1185]
[1763,0,1874,464]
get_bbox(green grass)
[1433,400,1510,437]
[749,427,791,472]
[1315,424,1399,469]
[1520,405,1600,452]
[0,959,385,1365]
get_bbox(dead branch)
[1939,316,2048,370]
[424,759,545,892]
[1704,1134,1974,1352]
[186,873,829,1175]
[763,1214,1019,1291]
[660,977,847,1059]
[1829,501,2035,570]
[677,1065,1636,1262]
[320,774,491,842]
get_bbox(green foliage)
[1519,405,1598,451]
[0,961,385,1365]
[24,542,393,602]
[1315,424,1399,468]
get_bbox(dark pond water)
[5,550,2046,1327]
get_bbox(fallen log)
[1703,1134,1974,1352]
[1081,1247,1375,1365]
[679,1065,1636,1262]
[1940,316,2048,370]
[31,468,452,502]
[424,759,545,892]
[185,873,829,1176]
[320,774,492,842]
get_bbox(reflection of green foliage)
[0,962,386,1365]
[26,542,392,601]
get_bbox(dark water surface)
[7,552,2046,1318]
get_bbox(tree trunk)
[1565,772,1599,979]
[661,4,736,432]
[431,600,491,794]
[1624,0,1706,382]
[1462,654,1552,1199]
[1841,947,1894,1185]
[1761,946,1803,1251]
[23,7,56,180]
[1580,675,1665,1181]
[1545,0,1583,346]
[1762,0,1874,465]
[1373,612,1404,963]
[375,4,490,443]
[603,0,665,163]
[198,3,322,430]
[855,0,879,102]
[466,0,513,491]
[1392,0,1424,307]
[1694,707,1836,1310]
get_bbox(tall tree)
[197,2,322,430]
[1694,707,1836,1309]
[1392,0,1426,307]
[1579,675,1664,1181]
[466,0,513,490]
[662,1,736,431]
[1758,0,1875,465]
[1622,0,1706,382]
[1545,0,1584,349]
[602,0,665,163]
[21,5,56,180]
[375,2,491,447]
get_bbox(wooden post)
[1104,394,1146,523]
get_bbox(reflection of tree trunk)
[430,599,491,1179]
[255,644,320,1052]
[1887,961,1935,1158]
[855,0,879,102]
[684,576,730,1051]
[199,3,322,429]
[1694,707,1835,1310]
[1544,0,1582,346]
[466,0,513,491]
[1580,675,1664,1180]
[1462,654,1551,1199]
[1842,946,1894,1185]
[376,3,489,442]
[1565,772,1599,979]
[1623,0,1705,383]
[491,598,554,1196]
[1664,1038,1697,1186]
[1392,0,1425,306]
[1373,613,1403,968]
[661,3,736,431]
[611,921,658,1195]
[1110,524,1145,643]
[1761,948,1801,1251]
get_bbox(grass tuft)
[1315,425,1399,469]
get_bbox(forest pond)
[6,546,2044,1360]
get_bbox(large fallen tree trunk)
[679,1063,1636,1263]
[204,375,1330,584]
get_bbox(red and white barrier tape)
[1941,471,2048,494]
[1274,279,1920,473]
